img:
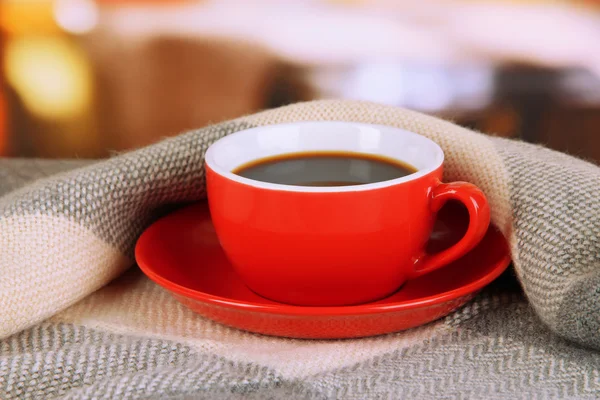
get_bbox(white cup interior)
[205,121,444,192]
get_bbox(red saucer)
[135,202,511,339]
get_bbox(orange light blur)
[0,1,60,36]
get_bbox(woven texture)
[1,100,599,399]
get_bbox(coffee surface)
[232,151,417,187]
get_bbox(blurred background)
[1,0,599,162]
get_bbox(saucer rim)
[135,205,511,317]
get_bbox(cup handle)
[411,181,491,279]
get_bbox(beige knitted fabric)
[1,100,599,399]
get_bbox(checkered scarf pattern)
[1,100,599,399]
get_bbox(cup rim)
[204,121,444,193]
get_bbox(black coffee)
[232,151,417,187]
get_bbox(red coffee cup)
[205,122,490,306]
